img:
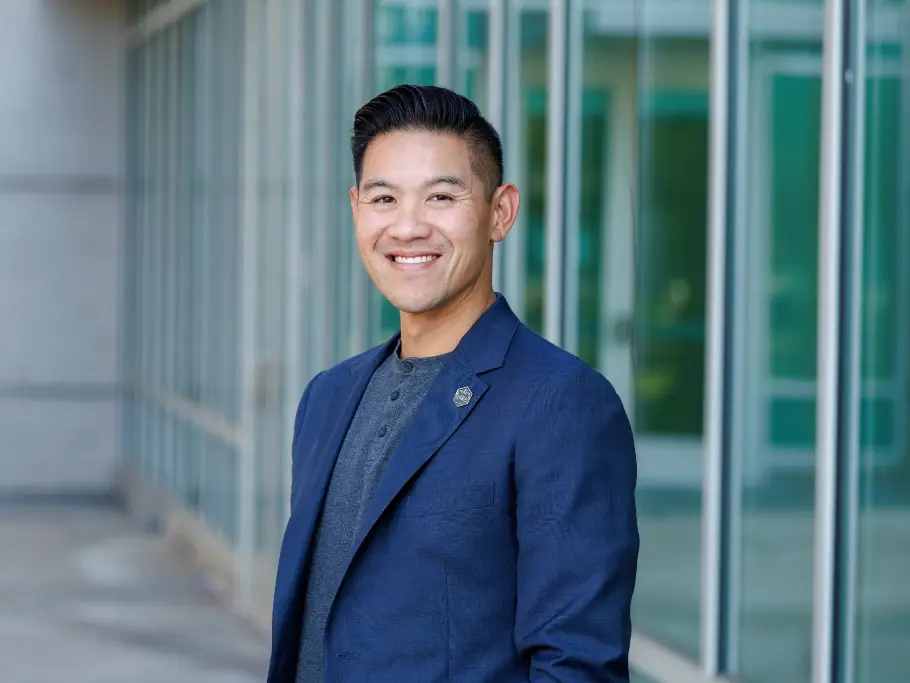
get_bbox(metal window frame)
[543,0,568,344]
[700,0,735,674]
[349,0,375,355]
[283,0,307,523]
[560,0,583,357]
[151,32,166,487]
[237,0,261,613]
[487,0,506,293]
[838,2,868,681]
[437,0,456,87]
[813,0,848,681]
[309,0,337,375]
[501,0,525,318]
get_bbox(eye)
[429,193,453,202]
[371,195,395,205]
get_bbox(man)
[268,84,639,683]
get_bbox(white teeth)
[394,255,437,264]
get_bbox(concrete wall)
[0,0,123,492]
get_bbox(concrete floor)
[0,500,269,683]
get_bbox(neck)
[399,283,495,358]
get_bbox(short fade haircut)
[351,84,504,199]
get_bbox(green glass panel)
[635,94,709,437]
[768,397,816,447]
[769,74,821,381]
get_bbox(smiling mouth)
[390,254,439,264]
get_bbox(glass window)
[727,2,824,681]
[254,0,291,561]
[850,8,910,681]
[500,2,547,333]
[569,1,711,658]
[455,0,489,112]
[374,0,438,91]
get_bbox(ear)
[349,186,358,219]
[489,183,520,243]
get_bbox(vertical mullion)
[561,0,583,356]
[895,0,910,520]
[839,1,867,680]
[152,35,165,486]
[813,0,848,680]
[167,26,180,496]
[349,0,373,353]
[543,0,567,345]
[283,0,306,523]
[198,3,212,521]
[311,0,335,372]
[349,0,373,355]
[702,0,735,674]
[237,0,261,613]
[436,0,455,88]
[502,0,524,318]
[487,0,506,294]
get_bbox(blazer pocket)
[402,482,495,517]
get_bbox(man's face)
[351,130,509,316]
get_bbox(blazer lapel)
[348,352,488,561]
[342,294,521,582]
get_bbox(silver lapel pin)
[453,386,473,408]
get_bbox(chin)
[384,290,449,316]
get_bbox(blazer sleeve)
[513,365,640,682]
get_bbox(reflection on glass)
[852,7,910,679]
[455,0,489,111]
[512,6,547,333]
[732,2,823,681]
[374,0,438,91]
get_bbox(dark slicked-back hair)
[351,84,504,199]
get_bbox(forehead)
[361,130,473,177]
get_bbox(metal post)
[237,0,261,614]
[813,0,847,679]
[701,0,733,673]
[543,0,567,345]
[488,0,506,294]
[436,0,455,88]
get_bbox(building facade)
[121,1,909,682]
[0,1,123,492]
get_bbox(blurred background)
[0,0,907,682]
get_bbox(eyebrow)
[360,174,469,193]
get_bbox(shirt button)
[402,361,413,373]
[378,425,388,437]
[390,389,400,401]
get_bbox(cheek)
[447,224,489,261]
[354,223,382,254]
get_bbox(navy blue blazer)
[268,295,639,682]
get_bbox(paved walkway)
[0,499,269,683]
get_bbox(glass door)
[627,91,709,487]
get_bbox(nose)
[386,201,432,241]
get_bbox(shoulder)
[294,341,389,430]
[306,341,389,392]
[508,323,623,410]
